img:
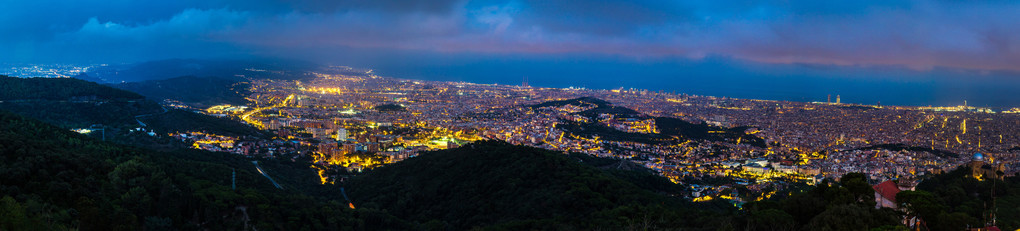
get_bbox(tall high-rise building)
[336,128,348,141]
[827,94,831,103]
[836,95,841,104]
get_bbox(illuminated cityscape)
[103,65,1008,205]
[6,0,1020,229]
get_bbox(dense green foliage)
[568,152,689,195]
[115,76,250,107]
[347,140,732,230]
[654,117,767,148]
[0,110,409,230]
[0,100,162,128]
[0,76,262,139]
[850,143,958,158]
[903,167,1020,230]
[140,109,267,137]
[529,96,609,109]
[745,169,1020,230]
[0,75,162,129]
[0,76,144,101]
[373,103,406,112]
[535,97,766,148]
[740,173,904,231]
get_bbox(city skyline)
[6,1,1020,107]
[3,1,1020,228]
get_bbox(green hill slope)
[0,75,144,101]
[138,109,266,137]
[908,167,1020,230]
[533,97,766,148]
[0,75,262,140]
[347,140,730,230]
[0,110,406,230]
[114,75,250,108]
[0,75,161,128]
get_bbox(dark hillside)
[115,75,250,108]
[0,110,406,230]
[347,140,730,230]
[0,76,262,140]
[139,109,267,138]
[0,75,144,101]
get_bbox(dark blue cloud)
[2,0,1020,74]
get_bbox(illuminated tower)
[827,94,831,103]
[522,76,529,88]
[836,95,841,104]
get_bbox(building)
[318,142,340,158]
[873,177,917,210]
[873,180,901,209]
[309,128,330,140]
[336,128,348,141]
[968,153,1006,181]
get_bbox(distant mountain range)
[0,75,264,141]
[83,59,319,83]
[72,59,321,109]
[114,75,250,108]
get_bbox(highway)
[252,161,283,189]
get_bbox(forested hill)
[907,166,1020,230]
[114,75,250,108]
[532,97,767,148]
[0,75,162,129]
[529,96,610,108]
[0,110,407,230]
[347,140,732,230]
[0,75,143,101]
[0,75,263,139]
[3,108,1011,230]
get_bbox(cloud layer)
[3,0,1020,72]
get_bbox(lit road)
[252,161,283,189]
[240,94,294,129]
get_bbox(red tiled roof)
[873,180,901,202]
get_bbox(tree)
[932,212,979,231]
[840,172,876,206]
[895,190,945,222]
[806,205,879,231]
[746,209,795,231]
[781,193,827,225]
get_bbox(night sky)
[4,0,1020,106]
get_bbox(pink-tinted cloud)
[5,0,1020,73]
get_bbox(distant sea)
[369,57,1020,109]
